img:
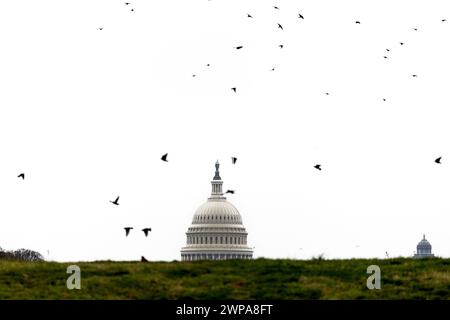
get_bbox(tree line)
[0,247,44,261]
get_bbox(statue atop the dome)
[213,160,221,180]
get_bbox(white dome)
[180,161,253,261]
[417,235,432,250]
[413,234,434,259]
[192,199,243,225]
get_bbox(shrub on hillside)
[0,247,44,261]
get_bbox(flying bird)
[231,157,237,164]
[386,49,390,52]
[413,28,418,31]
[274,6,279,10]
[125,2,130,4]
[161,153,168,162]
[435,157,442,164]
[231,87,236,93]
[325,92,330,95]
[141,256,148,262]
[131,8,134,12]
[192,74,196,77]
[383,56,388,59]
[383,98,386,102]
[226,190,235,194]
[442,19,447,22]
[124,227,133,237]
[98,27,103,30]
[314,164,322,171]
[110,196,120,206]
[412,74,418,77]
[142,228,152,237]
[400,42,404,45]
[277,23,283,30]
[270,67,276,71]
[234,46,243,50]
[247,14,253,18]
[17,173,25,180]
[206,63,210,67]
[279,44,284,49]
[355,21,361,24]
[298,13,304,19]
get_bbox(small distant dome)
[417,236,431,250]
[413,234,434,259]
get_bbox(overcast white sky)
[0,0,449,262]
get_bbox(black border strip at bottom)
[0,300,447,318]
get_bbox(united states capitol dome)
[192,201,243,225]
[180,161,253,261]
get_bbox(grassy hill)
[0,258,449,299]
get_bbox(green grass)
[0,258,449,299]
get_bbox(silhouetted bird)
[400,42,404,45]
[271,67,276,71]
[247,14,253,18]
[226,190,235,194]
[141,256,148,262]
[131,8,134,12]
[231,157,237,164]
[325,92,330,95]
[234,46,243,50]
[383,98,386,102]
[98,27,103,30]
[279,44,284,48]
[277,23,283,30]
[142,228,152,237]
[442,19,447,22]
[386,49,390,52]
[314,164,322,171]
[298,13,304,19]
[17,173,25,180]
[125,2,130,4]
[355,21,360,24]
[412,74,418,77]
[206,64,210,67]
[413,28,418,31]
[435,157,442,164]
[192,74,196,77]
[110,196,120,206]
[124,227,133,237]
[161,153,168,162]
[231,87,236,93]
[384,56,388,59]
[274,6,279,10]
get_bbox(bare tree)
[0,248,44,261]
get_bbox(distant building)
[413,235,434,259]
[180,161,253,261]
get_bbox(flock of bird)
[191,5,305,91]
[96,3,446,260]
[105,154,239,249]
[13,3,448,261]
